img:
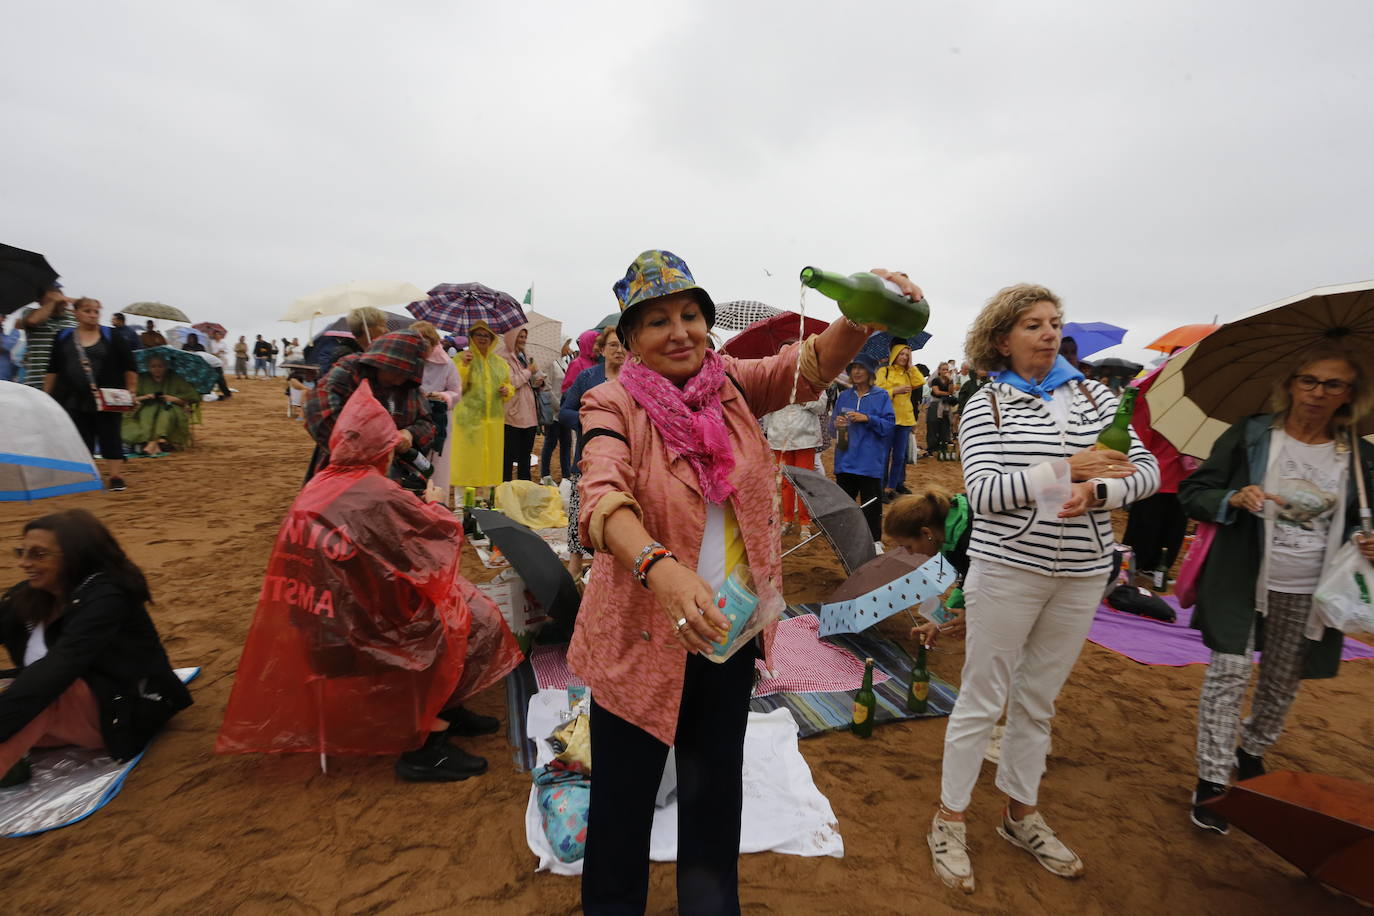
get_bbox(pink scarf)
[619,349,736,504]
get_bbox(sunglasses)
[1293,374,1354,395]
[13,547,61,561]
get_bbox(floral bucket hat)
[611,249,716,342]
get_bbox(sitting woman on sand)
[570,250,917,913]
[1,509,193,787]
[925,284,1158,894]
[1178,343,1374,835]
[216,384,523,781]
[122,351,202,455]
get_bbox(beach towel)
[1087,596,1374,667]
[523,690,843,875]
[0,667,199,838]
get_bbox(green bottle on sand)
[852,657,876,738]
[799,267,930,338]
[907,643,930,714]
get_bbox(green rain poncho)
[451,327,512,488]
[121,370,202,449]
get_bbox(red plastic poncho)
[216,381,522,756]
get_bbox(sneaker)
[983,724,1004,765]
[1,756,32,789]
[395,733,487,782]
[108,476,127,492]
[1191,780,1230,834]
[441,705,500,737]
[895,485,912,495]
[882,490,896,504]
[1236,748,1266,782]
[928,815,975,893]
[997,809,1084,878]
[798,525,813,539]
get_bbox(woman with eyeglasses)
[0,510,191,787]
[1179,343,1374,835]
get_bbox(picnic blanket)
[1087,596,1374,666]
[524,689,843,875]
[1,667,200,838]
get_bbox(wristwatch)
[1088,478,1109,502]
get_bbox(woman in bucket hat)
[570,250,923,913]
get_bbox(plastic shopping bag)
[495,479,568,529]
[1313,541,1374,634]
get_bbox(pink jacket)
[501,327,539,428]
[421,344,462,407]
[568,343,820,744]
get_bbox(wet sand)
[1,381,1369,913]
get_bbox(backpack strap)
[987,388,1001,429]
[1075,380,1100,413]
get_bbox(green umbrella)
[134,346,219,394]
[123,301,190,322]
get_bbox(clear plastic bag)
[1313,541,1374,634]
[705,566,784,663]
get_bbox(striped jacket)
[960,379,1160,577]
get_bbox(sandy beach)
[2,380,1369,914]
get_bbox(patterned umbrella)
[858,331,933,367]
[406,283,525,335]
[123,301,190,322]
[133,346,219,394]
[193,322,227,339]
[714,299,782,331]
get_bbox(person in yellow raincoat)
[452,321,513,501]
[876,341,924,501]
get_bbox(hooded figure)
[304,330,436,476]
[217,382,523,759]
[875,342,925,494]
[452,320,513,488]
[561,328,602,394]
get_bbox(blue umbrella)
[1062,322,1127,359]
[858,330,933,367]
[133,346,219,395]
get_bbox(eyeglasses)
[13,547,61,561]
[1293,374,1354,395]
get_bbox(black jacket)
[0,577,192,760]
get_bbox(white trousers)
[940,558,1107,811]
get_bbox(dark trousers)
[582,647,756,916]
[503,424,537,481]
[540,420,572,479]
[71,409,125,463]
[1124,491,1188,572]
[835,471,883,540]
[214,368,232,398]
[926,405,951,453]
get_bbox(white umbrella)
[0,381,103,500]
[1146,279,1374,458]
[280,281,427,324]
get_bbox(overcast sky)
[6,1,1372,362]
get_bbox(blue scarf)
[994,355,1084,401]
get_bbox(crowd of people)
[4,253,1373,914]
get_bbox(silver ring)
[675,617,688,630]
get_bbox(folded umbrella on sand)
[123,301,190,323]
[0,243,60,316]
[780,465,877,575]
[1206,771,1374,905]
[470,509,580,639]
[1146,280,1374,458]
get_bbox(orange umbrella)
[1145,323,1219,353]
[1206,770,1374,903]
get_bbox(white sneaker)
[928,815,975,893]
[997,810,1083,878]
[984,724,1004,764]
[798,525,813,539]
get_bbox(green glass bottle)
[907,644,930,714]
[799,267,930,338]
[852,657,877,738]
[1095,387,1138,452]
[1151,547,1171,593]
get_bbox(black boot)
[1,756,32,789]
[1236,748,1266,782]
[440,705,500,737]
[395,731,487,782]
[1190,779,1229,835]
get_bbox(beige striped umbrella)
[1146,279,1374,458]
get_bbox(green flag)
[523,285,533,306]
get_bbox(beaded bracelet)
[633,542,675,588]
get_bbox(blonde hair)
[883,485,955,539]
[409,320,441,351]
[347,307,388,345]
[964,284,1063,373]
[1268,341,1372,431]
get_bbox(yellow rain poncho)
[452,329,512,488]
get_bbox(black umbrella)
[780,466,878,575]
[0,244,60,315]
[1088,357,1143,374]
[470,509,580,639]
